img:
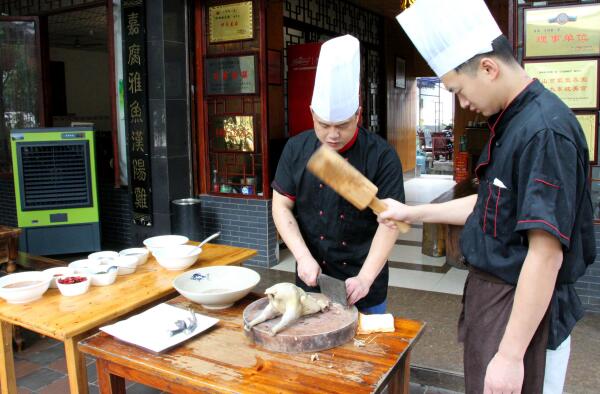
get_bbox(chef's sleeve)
[271,139,297,201]
[514,129,579,249]
[374,146,406,204]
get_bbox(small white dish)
[82,265,118,286]
[100,304,219,353]
[113,256,138,275]
[119,248,149,266]
[143,235,189,254]
[153,244,202,271]
[56,274,91,297]
[43,267,76,288]
[0,271,52,304]
[88,251,119,261]
[68,259,101,272]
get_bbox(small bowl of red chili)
[43,267,76,289]
[56,275,91,297]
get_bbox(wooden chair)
[431,132,449,160]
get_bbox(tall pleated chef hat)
[310,34,360,123]
[396,0,502,77]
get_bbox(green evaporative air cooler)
[10,127,101,255]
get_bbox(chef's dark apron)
[458,265,550,394]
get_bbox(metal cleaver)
[317,273,348,307]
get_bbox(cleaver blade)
[318,273,348,307]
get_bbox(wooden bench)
[0,226,21,274]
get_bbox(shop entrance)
[1,3,116,184]
[46,6,114,183]
[415,77,454,178]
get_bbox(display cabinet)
[196,0,270,198]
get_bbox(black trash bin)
[171,198,203,242]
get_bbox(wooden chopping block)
[307,145,410,233]
[243,293,358,353]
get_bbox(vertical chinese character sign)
[122,0,153,226]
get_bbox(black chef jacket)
[272,127,405,309]
[460,79,596,349]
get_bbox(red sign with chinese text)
[454,152,469,183]
[287,42,322,137]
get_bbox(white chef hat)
[310,34,360,123]
[396,0,502,77]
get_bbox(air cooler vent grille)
[17,141,92,211]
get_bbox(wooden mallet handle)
[368,198,411,233]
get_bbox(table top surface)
[0,243,256,340]
[0,226,21,238]
[79,294,425,394]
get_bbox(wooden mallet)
[307,145,411,233]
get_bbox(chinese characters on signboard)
[576,113,598,163]
[525,4,600,57]
[122,0,152,226]
[208,1,253,43]
[524,60,598,109]
[205,55,257,95]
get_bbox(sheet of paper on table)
[100,303,219,353]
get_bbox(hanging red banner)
[286,42,322,137]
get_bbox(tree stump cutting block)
[243,293,358,353]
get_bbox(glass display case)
[205,94,264,197]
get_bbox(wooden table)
[0,226,21,274]
[0,243,256,394]
[79,294,425,394]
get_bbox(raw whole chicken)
[244,282,329,335]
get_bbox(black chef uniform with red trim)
[272,127,405,309]
[459,79,596,350]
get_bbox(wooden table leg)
[12,327,23,353]
[0,321,17,394]
[96,359,126,394]
[388,350,411,394]
[64,335,89,394]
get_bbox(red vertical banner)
[454,152,469,182]
[286,42,322,136]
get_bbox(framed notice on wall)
[208,1,253,43]
[576,113,598,163]
[524,59,598,109]
[524,3,600,58]
[205,55,257,95]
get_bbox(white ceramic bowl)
[173,266,261,309]
[119,248,149,265]
[88,251,119,262]
[68,259,101,272]
[81,265,118,286]
[113,256,138,275]
[0,271,52,304]
[143,235,189,254]
[153,244,202,271]
[43,267,76,288]
[56,274,91,296]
